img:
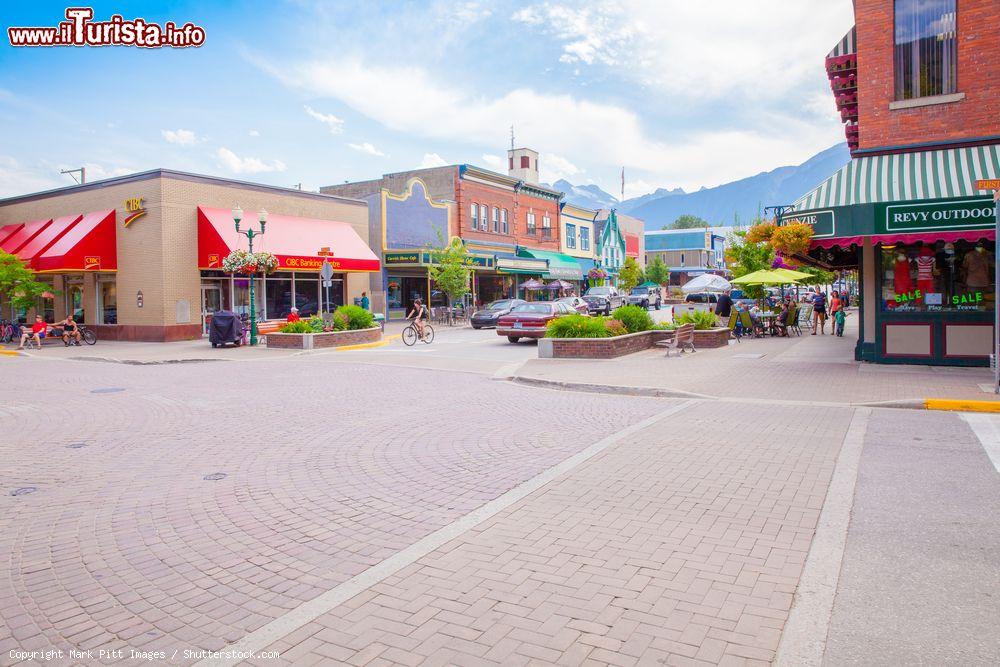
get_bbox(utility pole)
[61,167,85,184]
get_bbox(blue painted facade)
[383,179,450,250]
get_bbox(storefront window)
[265,277,293,319]
[880,241,994,312]
[66,282,84,322]
[233,278,263,321]
[387,277,402,309]
[295,275,321,315]
[99,280,117,324]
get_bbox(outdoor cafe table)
[758,312,779,336]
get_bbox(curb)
[925,398,1000,413]
[333,334,399,352]
[511,376,715,400]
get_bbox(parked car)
[497,302,574,343]
[555,296,589,314]
[583,286,625,315]
[729,289,756,308]
[684,292,719,305]
[470,298,526,329]
[627,285,662,310]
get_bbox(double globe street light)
[232,205,268,346]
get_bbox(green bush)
[335,304,375,330]
[672,310,719,330]
[307,315,325,333]
[611,305,654,333]
[545,314,616,338]
[278,320,313,334]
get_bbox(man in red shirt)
[286,307,300,323]
[18,315,48,349]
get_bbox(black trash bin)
[208,311,244,348]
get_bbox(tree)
[0,250,50,313]
[724,230,774,299]
[426,237,471,311]
[665,214,710,230]
[618,257,644,292]
[645,256,669,286]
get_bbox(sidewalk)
[510,312,995,405]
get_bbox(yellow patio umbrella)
[772,268,811,282]
[731,269,800,285]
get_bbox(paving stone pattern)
[259,400,851,666]
[0,359,665,665]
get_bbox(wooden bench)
[655,322,696,357]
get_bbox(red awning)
[812,229,996,250]
[16,214,82,262]
[34,210,117,272]
[0,218,52,255]
[0,222,25,246]
[197,206,380,272]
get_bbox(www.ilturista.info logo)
[7,7,205,48]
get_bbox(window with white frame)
[580,227,590,251]
[894,0,957,100]
[526,212,536,234]
[492,207,499,232]
[470,203,478,230]
[565,223,576,249]
[501,209,509,234]
[480,204,488,230]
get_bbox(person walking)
[715,289,733,319]
[360,291,370,311]
[811,291,828,335]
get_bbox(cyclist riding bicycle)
[406,298,428,341]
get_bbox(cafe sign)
[881,197,996,233]
[782,209,835,238]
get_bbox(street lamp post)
[233,205,268,346]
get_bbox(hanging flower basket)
[587,267,608,280]
[222,249,278,275]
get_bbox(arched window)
[501,209,509,234]
[470,203,478,230]
[492,207,499,232]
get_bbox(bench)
[655,322,696,357]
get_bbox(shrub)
[278,320,312,334]
[604,319,627,337]
[307,315,325,333]
[672,310,719,330]
[545,314,616,338]
[335,304,375,330]
[612,305,654,333]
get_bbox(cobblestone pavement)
[0,358,665,665]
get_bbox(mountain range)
[549,143,851,230]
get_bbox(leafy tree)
[618,257,644,292]
[645,256,669,286]
[426,237,471,310]
[0,250,50,313]
[724,230,774,299]
[665,214,710,230]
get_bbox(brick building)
[785,0,999,366]
[0,170,378,340]
[322,148,585,313]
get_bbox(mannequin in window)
[915,245,936,298]
[963,242,991,288]
[893,251,914,294]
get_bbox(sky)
[0,1,855,200]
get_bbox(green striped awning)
[793,145,1000,211]
[827,26,856,58]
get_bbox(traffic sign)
[320,260,333,281]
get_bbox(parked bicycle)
[401,321,434,346]
[0,319,20,344]
[72,324,98,345]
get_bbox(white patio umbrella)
[681,273,731,293]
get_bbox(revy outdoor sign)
[880,197,996,233]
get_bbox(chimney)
[507,147,539,185]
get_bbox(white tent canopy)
[681,273,731,294]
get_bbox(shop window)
[580,227,590,251]
[470,203,478,230]
[566,223,576,249]
[880,241,994,313]
[501,209,509,234]
[99,280,117,324]
[66,283,84,322]
[480,205,488,231]
[894,0,957,100]
[265,277,293,319]
[387,277,402,309]
[295,275,323,314]
[492,207,499,233]
[526,212,536,235]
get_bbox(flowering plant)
[587,267,608,280]
[222,249,278,275]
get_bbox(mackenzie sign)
[881,197,996,233]
[783,210,834,238]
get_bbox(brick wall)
[856,0,1000,151]
[265,326,381,349]
[457,178,562,251]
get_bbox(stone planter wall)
[538,327,730,359]
[265,327,382,350]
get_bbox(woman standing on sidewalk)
[811,291,827,335]
[829,290,845,337]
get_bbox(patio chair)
[798,307,812,332]
[728,312,742,342]
[787,306,802,336]
[739,311,759,338]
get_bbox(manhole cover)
[91,387,126,394]
[203,472,227,481]
[67,442,87,449]
[11,487,37,496]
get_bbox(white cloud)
[248,129,260,137]
[0,156,62,196]
[450,2,492,24]
[539,153,582,183]
[161,128,199,145]
[480,153,504,171]
[419,153,447,168]
[304,105,344,134]
[216,147,287,174]
[347,142,386,157]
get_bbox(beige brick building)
[0,170,378,341]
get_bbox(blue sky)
[1,1,855,199]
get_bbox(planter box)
[538,327,730,359]
[265,327,382,350]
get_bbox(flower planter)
[538,327,730,358]
[264,327,382,350]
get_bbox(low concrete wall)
[538,327,730,359]
[265,327,382,350]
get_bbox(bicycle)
[77,324,97,345]
[401,319,434,346]
[0,320,19,344]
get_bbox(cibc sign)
[123,196,147,227]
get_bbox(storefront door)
[201,284,223,334]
